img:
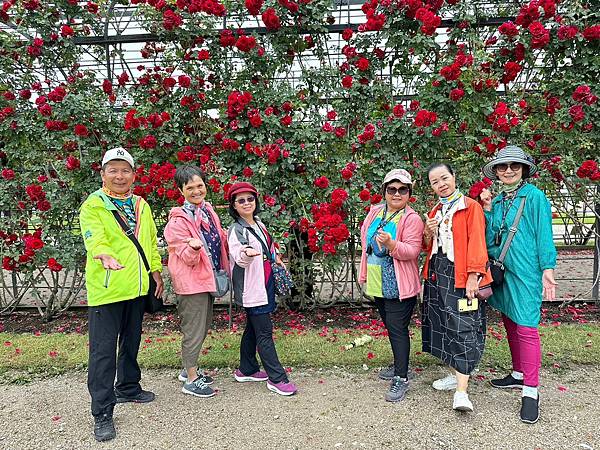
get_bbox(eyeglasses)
[385,186,410,196]
[235,196,255,205]
[495,162,522,173]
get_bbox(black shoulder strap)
[111,210,150,273]
[246,225,274,262]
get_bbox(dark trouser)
[375,296,417,378]
[88,297,145,417]
[239,312,288,383]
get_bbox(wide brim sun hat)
[482,145,538,180]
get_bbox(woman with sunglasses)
[480,146,557,424]
[227,182,297,396]
[422,163,493,413]
[358,169,424,402]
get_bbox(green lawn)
[1,323,598,384]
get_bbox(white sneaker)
[453,391,474,412]
[432,373,457,391]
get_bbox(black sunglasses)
[235,196,256,205]
[495,162,522,173]
[385,186,410,196]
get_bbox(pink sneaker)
[234,369,268,382]
[267,380,297,396]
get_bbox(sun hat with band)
[382,168,413,186]
[228,181,258,200]
[482,145,538,180]
[101,147,135,168]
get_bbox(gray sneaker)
[181,377,216,398]
[385,376,409,402]
[378,364,395,380]
[178,368,214,385]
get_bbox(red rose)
[502,61,522,84]
[334,127,346,138]
[449,88,464,101]
[178,75,191,87]
[245,0,264,15]
[341,75,353,88]
[576,160,598,179]
[197,49,210,60]
[280,115,292,126]
[359,189,371,201]
[1,168,15,180]
[60,25,74,38]
[583,25,600,41]
[314,176,329,189]
[74,124,89,137]
[102,79,113,95]
[528,22,550,49]
[48,258,63,272]
[498,21,519,37]
[242,167,254,177]
[342,28,353,41]
[569,105,585,122]
[356,57,370,72]
[38,103,52,116]
[558,25,578,40]
[65,156,80,171]
[236,35,257,53]
[139,134,157,149]
[572,85,597,105]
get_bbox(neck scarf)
[102,185,132,200]
[439,189,463,205]
[182,200,210,231]
[501,179,525,194]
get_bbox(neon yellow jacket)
[79,189,162,306]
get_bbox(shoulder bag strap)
[196,231,217,270]
[245,226,274,262]
[111,210,151,273]
[498,197,527,263]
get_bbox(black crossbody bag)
[111,210,164,313]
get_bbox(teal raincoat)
[485,183,557,327]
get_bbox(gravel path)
[0,366,598,450]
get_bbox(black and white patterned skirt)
[421,250,486,375]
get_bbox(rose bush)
[0,0,598,316]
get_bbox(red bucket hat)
[227,181,258,200]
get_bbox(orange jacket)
[422,196,493,288]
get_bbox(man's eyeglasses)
[235,196,255,205]
[385,186,410,196]
[495,162,522,173]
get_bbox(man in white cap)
[79,147,163,441]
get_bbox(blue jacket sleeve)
[532,190,557,270]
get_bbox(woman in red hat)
[227,182,297,396]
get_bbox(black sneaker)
[520,395,540,424]
[115,389,156,404]
[93,412,116,442]
[490,374,524,389]
[378,364,395,381]
[384,376,409,402]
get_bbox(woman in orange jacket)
[422,163,492,413]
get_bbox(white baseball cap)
[382,168,413,186]
[102,147,134,168]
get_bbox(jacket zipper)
[103,270,111,288]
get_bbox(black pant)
[374,296,417,378]
[88,297,145,417]
[239,312,288,383]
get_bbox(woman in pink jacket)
[164,165,229,399]
[358,169,424,403]
[227,182,297,396]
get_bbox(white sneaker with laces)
[453,391,474,412]
[432,373,457,391]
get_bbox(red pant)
[502,315,541,387]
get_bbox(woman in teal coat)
[479,146,557,425]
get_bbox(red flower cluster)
[236,35,256,52]
[558,25,578,41]
[47,258,63,272]
[468,177,493,199]
[49,86,67,102]
[307,200,350,255]
[575,160,600,181]
[245,0,264,15]
[139,134,157,149]
[247,108,263,127]
[439,51,473,82]
[528,22,550,49]
[449,88,464,102]
[132,162,180,200]
[541,156,563,182]
[45,120,69,131]
[226,91,252,119]
[413,109,437,127]
[65,155,80,171]
[583,25,600,41]
[74,124,89,137]
[163,9,183,31]
[361,0,385,32]
[502,61,522,84]
[415,7,440,36]
[358,123,375,143]
[486,102,519,133]
[262,8,281,31]
[572,85,598,105]
[1,168,15,180]
[341,162,357,180]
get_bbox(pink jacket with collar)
[358,204,424,300]
[163,204,229,295]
